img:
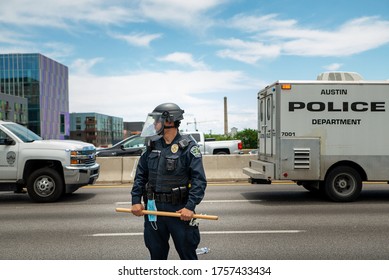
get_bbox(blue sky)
[1,0,389,134]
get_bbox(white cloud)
[228,13,297,33]
[323,63,343,71]
[158,52,207,70]
[42,42,75,60]
[0,0,224,31]
[70,58,104,75]
[281,17,389,56]
[139,0,225,28]
[69,69,257,133]
[0,34,74,62]
[0,28,29,45]
[216,38,281,64]
[0,0,138,28]
[110,32,163,47]
[218,15,389,63]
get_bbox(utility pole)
[187,118,217,132]
[187,118,198,131]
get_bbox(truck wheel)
[324,166,362,202]
[301,181,319,193]
[27,168,64,202]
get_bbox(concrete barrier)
[96,154,256,184]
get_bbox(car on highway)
[96,134,146,157]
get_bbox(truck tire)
[324,166,362,202]
[27,167,64,203]
[214,149,229,154]
[301,181,319,193]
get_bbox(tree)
[205,128,258,149]
[235,128,258,149]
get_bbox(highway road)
[1,182,389,260]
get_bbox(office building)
[0,53,69,139]
[70,112,123,147]
[0,92,28,124]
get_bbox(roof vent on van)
[317,72,363,81]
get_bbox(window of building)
[60,114,65,134]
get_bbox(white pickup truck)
[185,131,243,155]
[0,121,100,202]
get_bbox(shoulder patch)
[190,146,202,158]
[178,134,192,149]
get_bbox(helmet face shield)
[141,103,185,137]
[140,112,165,137]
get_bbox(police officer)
[131,103,207,260]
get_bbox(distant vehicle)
[185,131,243,155]
[97,131,242,157]
[96,135,146,157]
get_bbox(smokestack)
[224,96,228,135]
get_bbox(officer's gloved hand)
[131,204,145,216]
[177,208,193,221]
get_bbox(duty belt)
[145,185,188,204]
[154,193,173,203]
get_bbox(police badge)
[171,144,179,153]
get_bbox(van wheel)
[27,168,64,202]
[324,166,362,202]
[300,181,319,192]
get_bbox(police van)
[243,72,389,202]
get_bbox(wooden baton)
[115,208,218,220]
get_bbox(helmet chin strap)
[157,125,175,136]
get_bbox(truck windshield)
[3,123,42,142]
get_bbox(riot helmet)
[141,103,185,137]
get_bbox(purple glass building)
[0,53,69,139]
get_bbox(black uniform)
[131,133,207,260]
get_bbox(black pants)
[144,202,200,260]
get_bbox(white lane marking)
[88,230,305,237]
[202,200,262,203]
[115,199,262,205]
[91,233,143,237]
[200,230,304,234]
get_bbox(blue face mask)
[147,199,157,222]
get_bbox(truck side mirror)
[5,137,15,145]
[0,137,15,145]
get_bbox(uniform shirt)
[131,133,207,211]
